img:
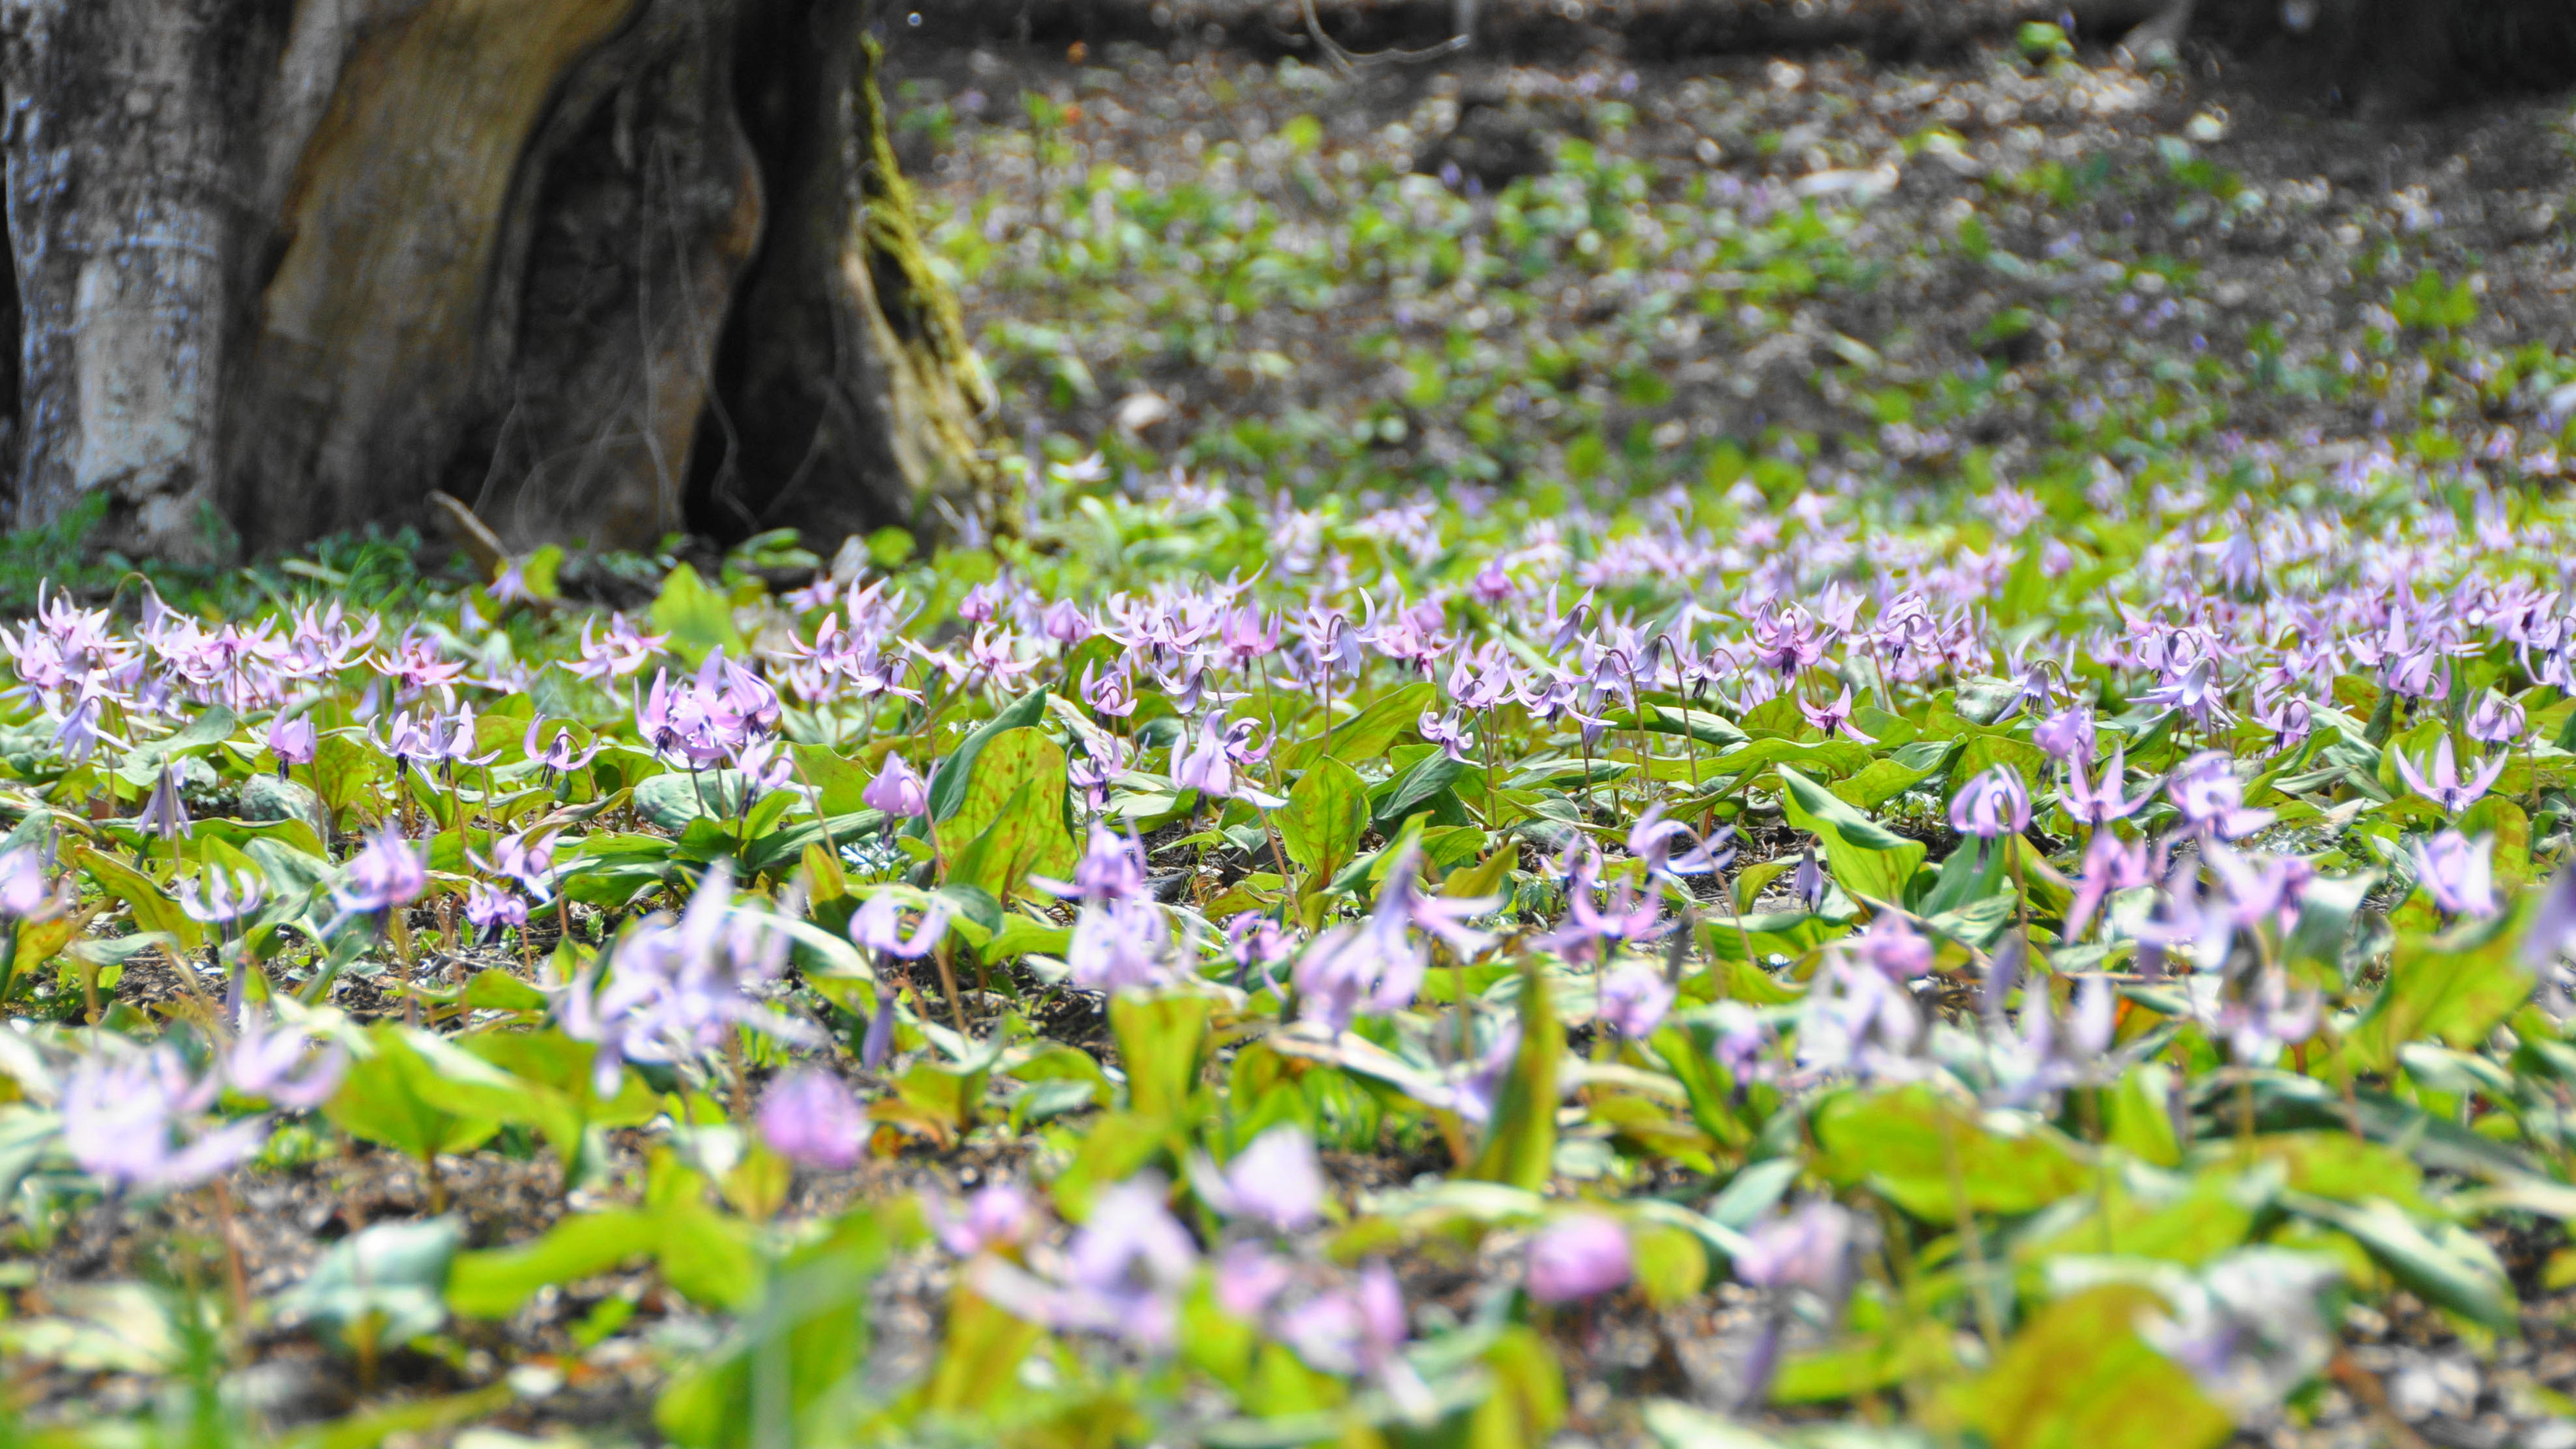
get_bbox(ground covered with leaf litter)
[7,15,2576,1449]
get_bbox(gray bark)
[0,0,990,562]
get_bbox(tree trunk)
[0,0,993,564]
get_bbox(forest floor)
[11,12,2576,1449]
[881,11,2576,525]
[868,15,2576,1449]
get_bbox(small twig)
[1297,0,1470,76]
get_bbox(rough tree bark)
[0,0,994,564]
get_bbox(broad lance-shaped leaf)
[1469,964,1563,1191]
[1776,764,1926,907]
[654,1208,907,1449]
[1813,1083,2091,1219]
[1275,680,1435,771]
[75,846,203,954]
[947,727,1072,848]
[324,1026,513,1165]
[1929,1284,2232,1449]
[1111,990,1212,1122]
[1276,756,1367,881]
[926,689,1049,823]
[2345,895,2536,1075]
[2284,1192,2517,1331]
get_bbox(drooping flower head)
[1525,1214,1633,1304]
[1948,766,2031,842]
[758,1068,866,1170]
[863,752,930,818]
[335,829,426,916]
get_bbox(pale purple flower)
[1189,1125,1325,1232]
[1627,803,1733,883]
[1419,708,1475,763]
[2466,690,2526,747]
[2168,751,2275,840]
[930,1183,1034,1255]
[2203,967,2322,1064]
[1798,686,1873,742]
[1174,713,1286,808]
[224,1010,346,1110]
[1597,961,1676,1038]
[61,1049,266,1193]
[177,864,264,926]
[471,829,559,900]
[758,1068,865,1170]
[0,849,53,919]
[570,613,669,683]
[2142,1251,2344,1420]
[2060,745,2148,826]
[2412,830,2497,918]
[559,861,822,1092]
[1066,896,1175,993]
[1734,1200,1855,1295]
[2136,657,2234,730]
[266,714,316,776]
[1276,1261,1435,1420]
[2033,705,2096,765]
[2252,691,2313,754]
[852,891,953,959]
[1795,956,1924,1082]
[465,882,527,935]
[137,765,192,841]
[862,752,930,817]
[335,829,426,915]
[1948,766,2030,841]
[1041,600,1094,645]
[1525,1215,1633,1304]
[523,719,602,781]
[1079,661,1138,719]
[1033,823,1150,905]
[1544,855,1661,964]
[975,1174,1198,1349]
[1849,911,1933,980]
[2065,829,2153,940]
[1224,911,1290,991]
[1213,1242,1296,1318]
[2392,736,2508,816]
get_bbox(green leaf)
[1111,990,1212,1122]
[1278,681,1435,770]
[947,728,1074,860]
[2106,1063,2182,1167]
[634,770,748,832]
[309,734,387,827]
[1373,751,1467,829]
[1469,966,1564,1191]
[324,1028,506,1162]
[926,690,1049,823]
[2286,1193,2516,1330]
[654,1209,907,1449]
[788,743,874,817]
[655,1201,764,1310]
[1777,766,1926,907]
[2347,901,2536,1075]
[648,563,746,665]
[1629,1221,1710,1308]
[1932,1284,2232,1449]
[76,846,203,954]
[126,708,240,773]
[1277,757,1368,881]
[1814,1084,2091,1219]
[278,1217,460,1348]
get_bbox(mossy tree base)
[0,0,991,561]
